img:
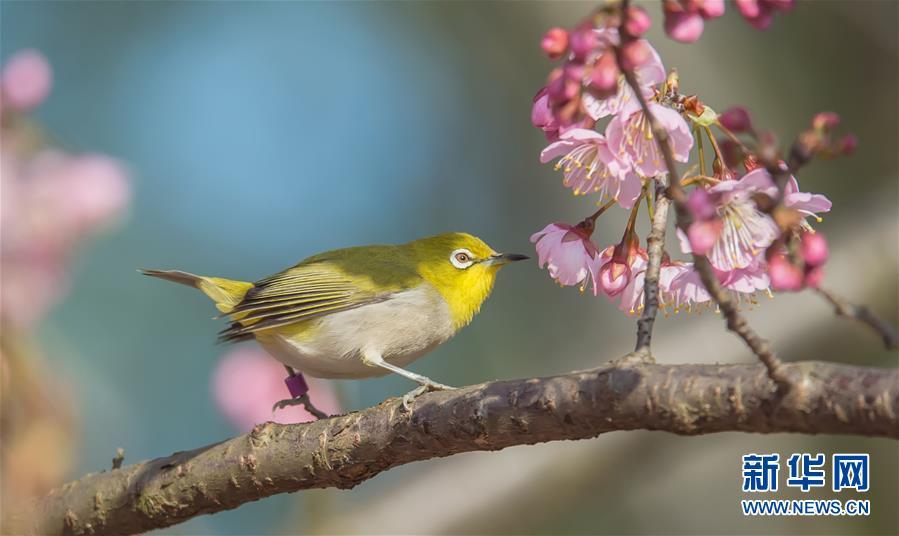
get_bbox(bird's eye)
[450,248,475,269]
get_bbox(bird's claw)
[401,382,455,411]
[271,393,329,420]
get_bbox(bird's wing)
[217,248,417,342]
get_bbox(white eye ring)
[450,248,475,269]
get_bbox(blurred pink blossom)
[735,0,794,30]
[767,253,804,292]
[212,347,341,431]
[0,51,131,329]
[0,49,52,111]
[662,0,726,43]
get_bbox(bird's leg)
[361,352,455,410]
[271,366,329,420]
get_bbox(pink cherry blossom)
[659,262,712,313]
[540,129,642,208]
[740,168,832,227]
[678,173,780,273]
[606,100,693,178]
[1,49,52,111]
[212,347,341,431]
[1,140,131,329]
[531,87,559,139]
[531,222,602,293]
[784,175,832,224]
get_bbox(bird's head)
[409,232,528,329]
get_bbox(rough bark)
[22,358,899,536]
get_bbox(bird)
[141,232,528,415]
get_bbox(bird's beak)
[486,253,530,266]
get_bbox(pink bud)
[531,87,553,127]
[569,27,597,62]
[1,49,52,110]
[699,0,726,19]
[735,0,761,19]
[664,9,705,43]
[719,106,753,132]
[686,187,717,221]
[800,232,828,267]
[687,220,722,256]
[838,134,857,156]
[766,0,795,11]
[812,111,840,131]
[620,40,651,71]
[599,260,631,296]
[768,254,804,292]
[804,266,824,289]
[589,52,620,100]
[625,6,652,37]
[541,27,570,60]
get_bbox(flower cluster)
[1,50,132,329]
[530,2,836,317]
[662,1,795,43]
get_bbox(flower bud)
[735,0,760,19]
[812,111,840,132]
[664,9,705,43]
[804,266,824,289]
[838,134,857,155]
[699,0,726,19]
[718,106,753,132]
[569,26,597,62]
[620,40,651,72]
[800,232,828,267]
[625,6,652,37]
[687,220,722,255]
[768,253,804,292]
[541,27,570,60]
[588,52,620,99]
[0,49,52,111]
[686,187,717,221]
[599,260,630,296]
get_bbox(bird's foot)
[272,393,329,420]
[401,381,455,411]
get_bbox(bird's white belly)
[257,285,456,379]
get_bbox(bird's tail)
[140,269,253,314]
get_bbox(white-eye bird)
[142,232,527,412]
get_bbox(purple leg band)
[285,373,309,398]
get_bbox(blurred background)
[1,1,896,534]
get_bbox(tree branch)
[21,359,898,535]
[816,287,899,350]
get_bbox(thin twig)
[816,287,899,350]
[615,2,789,389]
[635,180,670,353]
[111,448,125,470]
